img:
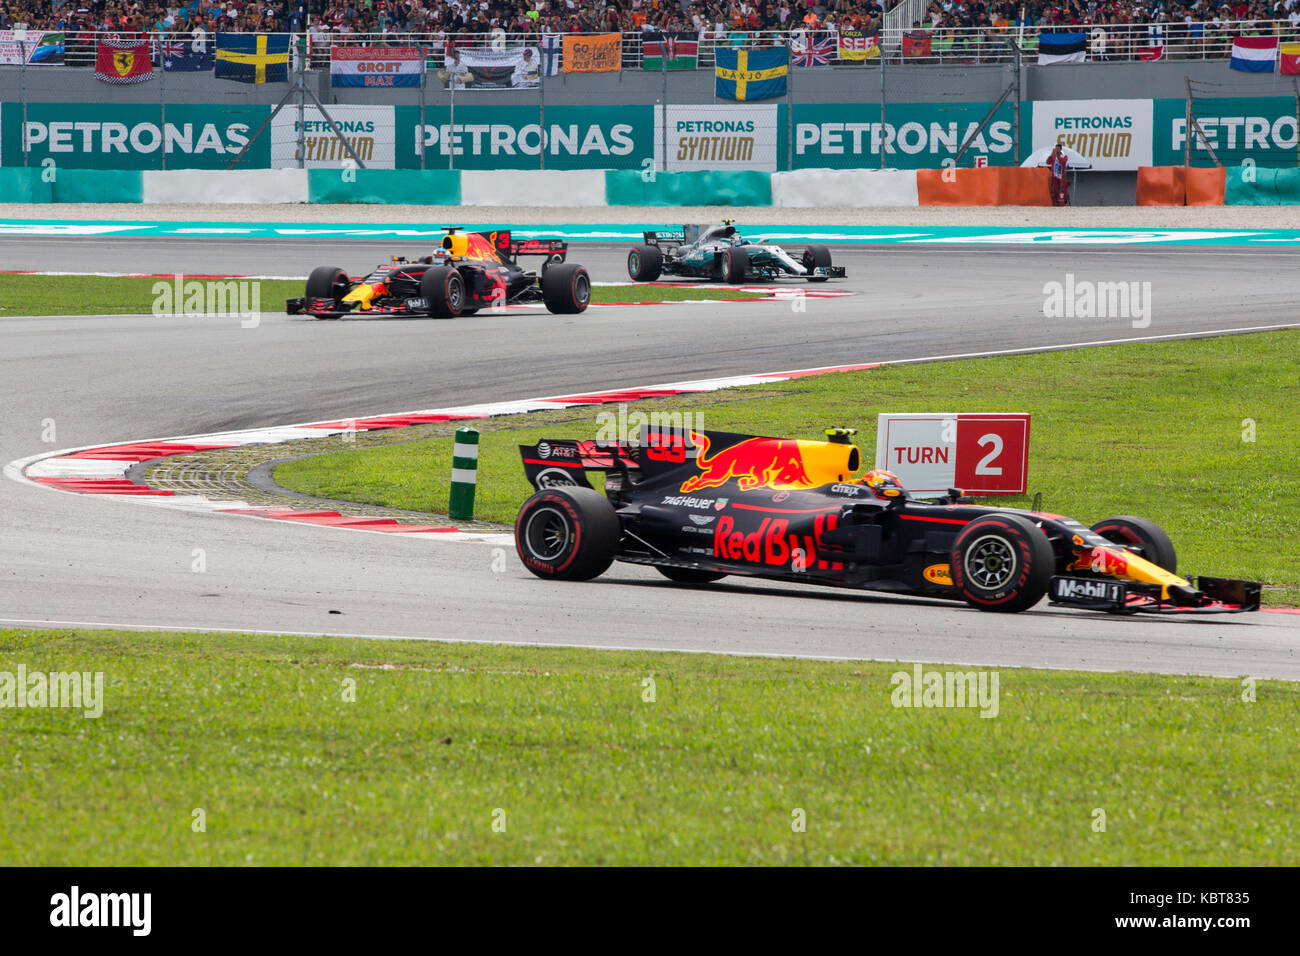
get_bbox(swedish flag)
[715,47,788,101]
[215,33,290,84]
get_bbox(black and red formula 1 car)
[286,227,590,319]
[513,427,1260,615]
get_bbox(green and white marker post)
[449,427,480,520]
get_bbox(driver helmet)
[860,468,907,499]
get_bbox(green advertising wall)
[791,102,1020,169]
[1152,96,1300,168]
[2,96,1295,171]
[3,102,271,170]
[393,104,653,170]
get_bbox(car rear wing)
[643,230,685,247]
[519,439,640,491]
[488,230,568,263]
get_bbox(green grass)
[275,330,1300,604]
[1,628,1295,865]
[0,273,759,316]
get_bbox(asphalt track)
[2,237,1298,678]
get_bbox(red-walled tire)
[305,265,350,317]
[515,486,619,581]
[420,265,465,318]
[951,514,1054,613]
[541,263,591,314]
[627,245,663,282]
[720,246,748,284]
[802,244,832,282]
[1091,515,1177,572]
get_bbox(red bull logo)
[713,513,844,570]
[680,431,813,494]
[1072,546,1129,578]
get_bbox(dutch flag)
[1229,36,1278,73]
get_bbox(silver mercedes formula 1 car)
[626,220,846,284]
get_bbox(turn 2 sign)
[874,413,1030,496]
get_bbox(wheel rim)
[628,252,639,276]
[964,534,1018,590]
[573,273,590,306]
[721,256,730,279]
[447,274,463,310]
[523,506,572,561]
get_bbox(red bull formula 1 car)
[286,227,590,319]
[513,427,1260,615]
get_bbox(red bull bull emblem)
[680,431,814,494]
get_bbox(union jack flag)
[160,40,187,60]
[790,36,835,67]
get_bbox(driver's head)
[860,468,906,499]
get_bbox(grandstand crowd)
[1,0,1297,51]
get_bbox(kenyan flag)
[642,31,699,70]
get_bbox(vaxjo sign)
[3,96,1296,170]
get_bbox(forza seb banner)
[271,105,394,168]
[1031,99,1153,171]
[654,105,779,172]
[793,102,1018,168]
[398,104,650,170]
[5,103,270,169]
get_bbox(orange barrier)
[916,167,1052,206]
[1137,166,1226,206]
[1184,166,1226,206]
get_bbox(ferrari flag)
[215,33,290,83]
[94,38,154,84]
[715,47,787,102]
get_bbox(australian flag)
[160,38,214,72]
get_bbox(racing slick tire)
[305,266,350,317]
[420,265,466,319]
[627,245,663,282]
[515,486,619,581]
[1090,515,1177,572]
[720,246,748,284]
[951,514,1054,613]
[802,244,832,283]
[655,566,727,584]
[541,262,591,314]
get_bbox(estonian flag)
[1229,36,1277,73]
[715,47,788,102]
[1037,32,1087,65]
[215,33,290,83]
